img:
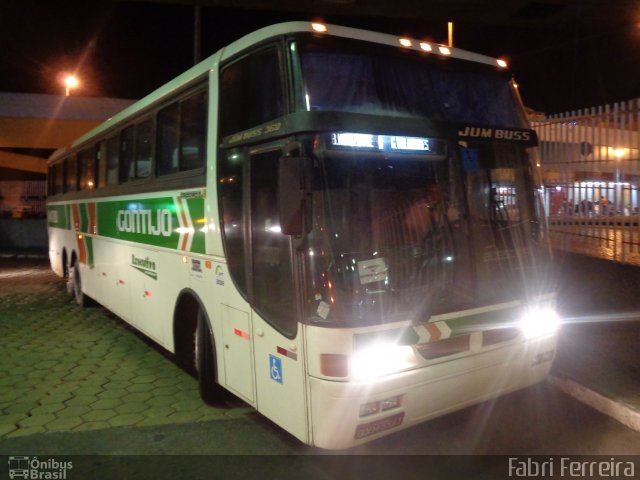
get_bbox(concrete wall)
[0,218,47,251]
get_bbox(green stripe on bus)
[86,236,94,267]
[445,305,521,336]
[354,327,420,349]
[186,197,206,255]
[51,197,206,254]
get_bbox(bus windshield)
[305,141,551,327]
[297,38,527,128]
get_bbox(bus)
[46,22,560,449]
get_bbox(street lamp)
[64,74,79,96]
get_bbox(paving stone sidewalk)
[0,259,251,439]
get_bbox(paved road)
[550,224,640,266]
[0,259,251,440]
[1,258,640,479]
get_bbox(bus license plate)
[354,412,405,440]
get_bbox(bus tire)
[66,273,74,296]
[196,311,226,405]
[72,263,90,308]
[64,254,74,296]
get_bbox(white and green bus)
[47,22,560,449]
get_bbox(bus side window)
[54,163,64,194]
[134,119,153,179]
[78,147,95,190]
[157,103,179,176]
[180,91,207,171]
[106,134,119,185]
[65,155,77,193]
[47,165,54,195]
[120,126,135,183]
[97,141,107,188]
[48,165,54,195]
[157,90,207,177]
[220,46,284,137]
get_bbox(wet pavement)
[552,251,640,430]
[550,224,640,266]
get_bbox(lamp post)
[64,75,79,96]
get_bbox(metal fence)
[0,181,47,218]
[531,99,640,265]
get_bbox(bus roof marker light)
[438,46,451,55]
[311,23,327,33]
[399,38,413,48]
[497,59,508,68]
[420,42,432,52]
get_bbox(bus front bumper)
[308,335,557,450]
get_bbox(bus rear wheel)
[71,263,90,308]
[64,254,74,297]
[195,311,227,406]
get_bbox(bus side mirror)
[278,155,308,236]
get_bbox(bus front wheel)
[195,311,227,405]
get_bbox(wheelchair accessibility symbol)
[269,354,283,384]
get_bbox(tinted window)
[134,119,153,179]
[251,150,296,336]
[298,39,527,128]
[65,156,77,193]
[219,149,246,294]
[54,163,64,194]
[119,126,135,183]
[220,47,283,137]
[157,91,207,176]
[78,147,95,190]
[157,103,180,176]
[97,141,107,188]
[49,164,63,195]
[47,166,53,195]
[180,91,207,171]
[106,134,119,185]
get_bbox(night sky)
[0,1,638,114]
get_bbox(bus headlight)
[518,306,561,339]
[351,343,417,381]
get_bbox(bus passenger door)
[249,148,309,444]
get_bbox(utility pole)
[194,5,202,65]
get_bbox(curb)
[0,252,48,260]
[549,375,640,433]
